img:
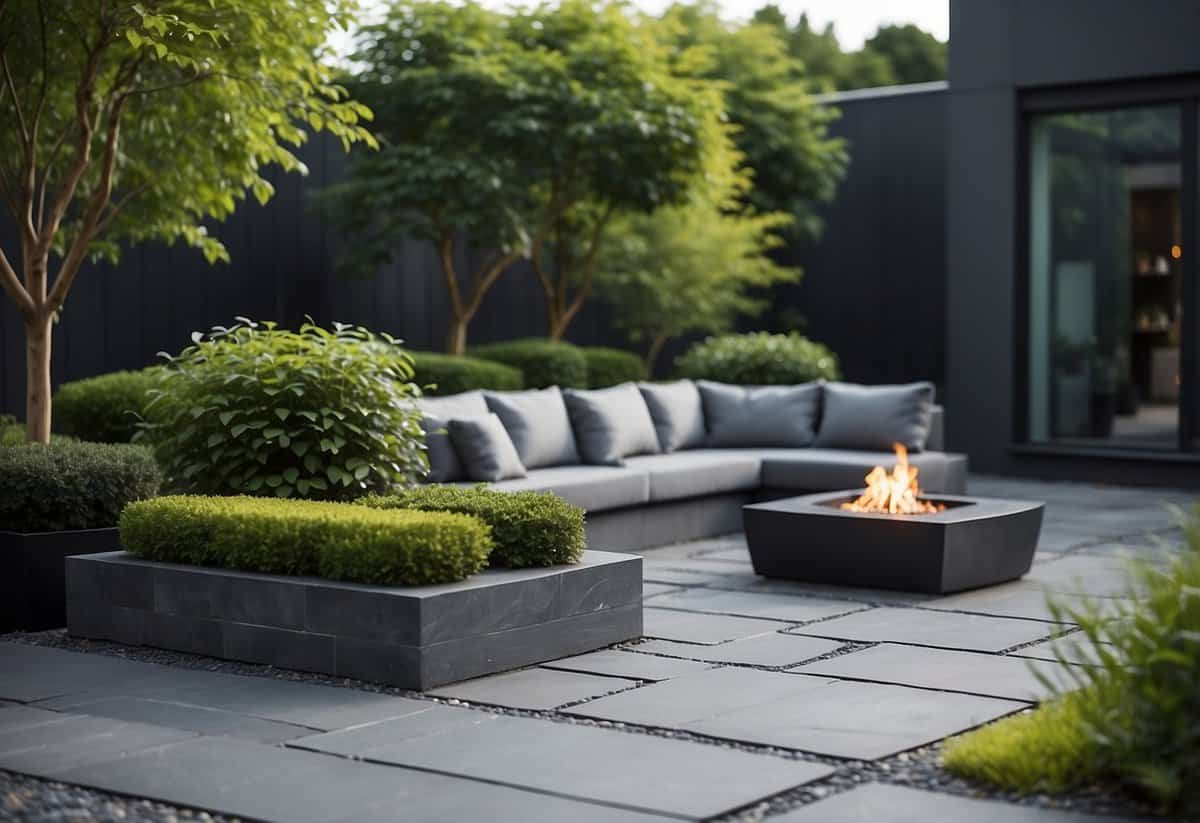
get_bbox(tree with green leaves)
[0,1,374,443]
[861,24,947,86]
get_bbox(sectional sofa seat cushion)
[473,465,651,512]
[418,390,490,482]
[697,381,822,448]
[563,383,660,466]
[814,381,936,452]
[447,414,527,482]
[484,387,580,469]
[638,380,706,452]
[623,450,762,502]
[754,448,967,494]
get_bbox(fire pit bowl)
[743,492,1044,594]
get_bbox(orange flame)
[840,444,946,515]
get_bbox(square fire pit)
[743,492,1044,594]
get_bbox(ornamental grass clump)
[140,319,426,501]
[674,332,840,385]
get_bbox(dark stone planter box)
[66,550,642,689]
[0,527,122,633]
[743,492,1044,594]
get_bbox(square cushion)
[447,414,527,482]
[814,381,936,452]
[623,450,762,502]
[484,387,580,470]
[563,383,660,466]
[638,380,706,452]
[697,381,822,448]
[418,390,490,482]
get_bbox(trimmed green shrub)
[140,319,426,501]
[54,368,160,443]
[674,332,840,385]
[411,352,523,395]
[121,495,493,586]
[0,441,162,533]
[582,347,647,388]
[362,486,585,568]
[471,338,588,389]
[1,422,76,447]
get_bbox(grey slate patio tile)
[292,705,832,818]
[922,581,1127,622]
[642,608,783,644]
[1010,634,1113,667]
[641,582,681,598]
[646,588,864,623]
[427,667,637,709]
[47,696,312,743]
[1026,554,1137,598]
[786,606,1062,652]
[641,565,732,586]
[0,642,163,703]
[566,667,1023,760]
[541,649,715,681]
[634,633,842,668]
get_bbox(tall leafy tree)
[0,1,374,442]
[861,24,947,85]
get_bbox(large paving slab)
[786,606,1062,652]
[427,667,636,710]
[793,644,1077,701]
[1010,634,1113,667]
[640,565,734,587]
[922,580,1123,622]
[1025,554,1138,598]
[566,667,1023,760]
[291,704,832,819]
[634,633,843,668]
[0,642,167,703]
[541,649,715,681]
[640,583,681,598]
[646,588,864,623]
[642,608,784,644]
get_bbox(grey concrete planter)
[1,527,122,633]
[66,550,642,689]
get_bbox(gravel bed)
[0,769,238,823]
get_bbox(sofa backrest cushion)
[563,383,660,466]
[484,387,581,469]
[698,380,822,448]
[418,390,490,482]
[447,414,527,481]
[638,380,706,453]
[813,381,936,452]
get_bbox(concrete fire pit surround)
[66,550,642,690]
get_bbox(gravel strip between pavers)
[0,768,240,823]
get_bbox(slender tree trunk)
[547,309,568,341]
[646,333,669,376]
[25,312,52,443]
[445,313,468,355]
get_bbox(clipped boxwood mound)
[54,368,159,443]
[471,338,588,389]
[362,486,585,569]
[674,332,841,385]
[411,352,523,395]
[121,495,493,586]
[582,346,647,388]
[0,441,162,533]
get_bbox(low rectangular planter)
[67,550,643,689]
[1,527,122,633]
[743,492,1044,594]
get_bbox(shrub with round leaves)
[674,332,840,385]
[140,319,426,500]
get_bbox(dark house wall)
[946,0,1200,486]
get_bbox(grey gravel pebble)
[0,768,238,823]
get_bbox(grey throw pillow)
[698,380,822,448]
[638,380,706,452]
[483,387,580,469]
[447,414,527,482]
[814,381,936,452]
[418,391,489,482]
[563,383,660,466]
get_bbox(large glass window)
[1027,105,1187,449]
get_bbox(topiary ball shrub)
[582,347,647,388]
[0,441,162,533]
[121,495,493,586]
[471,338,588,389]
[362,485,585,568]
[54,368,160,443]
[140,319,426,501]
[674,332,840,385]
[411,352,523,395]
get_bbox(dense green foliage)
[410,352,523,396]
[674,332,840,385]
[140,320,426,501]
[0,441,162,533]
[862,24,948,86]
[1,421,75,447]
[54,369,159,443]
[472,339,589,390]
[363,486,585,569]
[122,495,493,586]
[582,348,648,388]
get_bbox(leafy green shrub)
[54,368,160,443]
[471,338,588,389]
[582,347,647,388]
[121,495,493,586]
[674,332,840,385]
[0,441,162,532]
[411,352,523,395]
[362,485,585,568]
[1,422,76,447]
[140,319,426,501]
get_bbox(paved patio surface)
[0,475,1193,821]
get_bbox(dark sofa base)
[1,527,122,633]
